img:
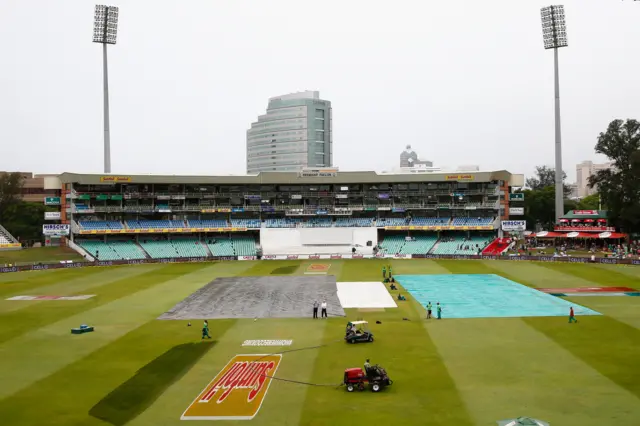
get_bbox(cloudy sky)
[1,0,638,181]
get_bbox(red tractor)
[343,364,392,392]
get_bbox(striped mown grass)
[0,258,639,426]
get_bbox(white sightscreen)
[300,228,354,245]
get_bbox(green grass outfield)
[1,259,640,426]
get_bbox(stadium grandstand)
[44,170,523,260]
[0,224,21,250]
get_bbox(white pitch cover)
[337,282,398,308]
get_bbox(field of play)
[1,258,640,426]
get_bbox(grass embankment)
[0,246,83,265]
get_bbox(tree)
[525,165,571,197]
[576,193,600,210]
[522,186,576,230]
[2,202,50,242]
[588,119,640,233]
[0,172,25,223]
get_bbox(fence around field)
[1,253,639,274]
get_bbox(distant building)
[576,160,612,198]
[457,165,480,172]
[0,172,59,203]
[246,91,332,173]
[399,145,433,169]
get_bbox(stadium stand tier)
[78,221,124,230]
[56,170,520,258]
[0,224,19,246]
[431,234,494,255]
[379,234,439,255]
[79,240,147,260]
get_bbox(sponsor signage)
[239,256,257,261]
[241,340,293,347]
[393,254,411,259]
[0,243,21,249]
[44,197,61,205]
[509,207,524,215]
[44,211,61,220]
[572,210,599,216]
[554,226,614,232]
[99,176,131,183]
[76,227,248,235]
[3,253,640,274]
[384,225,493,231]
[298,168,339,178]
[445,174,474,181]
[181,354,282,420]
[508,193,525,201]
[501,220,526,231]
[201,208,232,213]
[43,224,70,236]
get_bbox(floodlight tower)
[541,5,568,222]
[93,5,119,174]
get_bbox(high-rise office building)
[399,145,433,169]
[575,160,612,198]
[246,91,332,173]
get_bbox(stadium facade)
[38,169,525,261]
[246,91,332,173]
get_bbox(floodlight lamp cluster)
[93,5,119,45]
[541,5,567,49]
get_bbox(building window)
[315,131,324,141]
[315,109,324,119]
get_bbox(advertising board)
[42,224,70,236]
[501,220,526,231]
[44,212,61,220]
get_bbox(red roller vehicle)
[343,364,392,392]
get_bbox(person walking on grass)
[436,303,442,320]
[382,265,387,279]
[321,300,328,318]
[312,301,319,319]
[426,301,433,319]
[569,307,578,323]
[202,320,211,339]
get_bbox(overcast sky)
[1,0,638,182]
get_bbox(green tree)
[2,202,50,242]
[0,172,25,223]
[577,193,601,210]
[522,186,576,230]
[525,165,571,196]
[588,119,640,233]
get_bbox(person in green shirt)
[364,359,372,375]
[202,320,211,339]
[382,266,386,279]
[436,303,442,320]
[388,265,392,277]
[426,302,433,319]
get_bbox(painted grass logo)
[6,295,95,301]
[181,354,281,420]
[304,263,330,275]
[242,340,293,346]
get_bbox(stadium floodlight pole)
[93,5,119,174]
[541,5,568,222]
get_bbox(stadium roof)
[57,170,522,186]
